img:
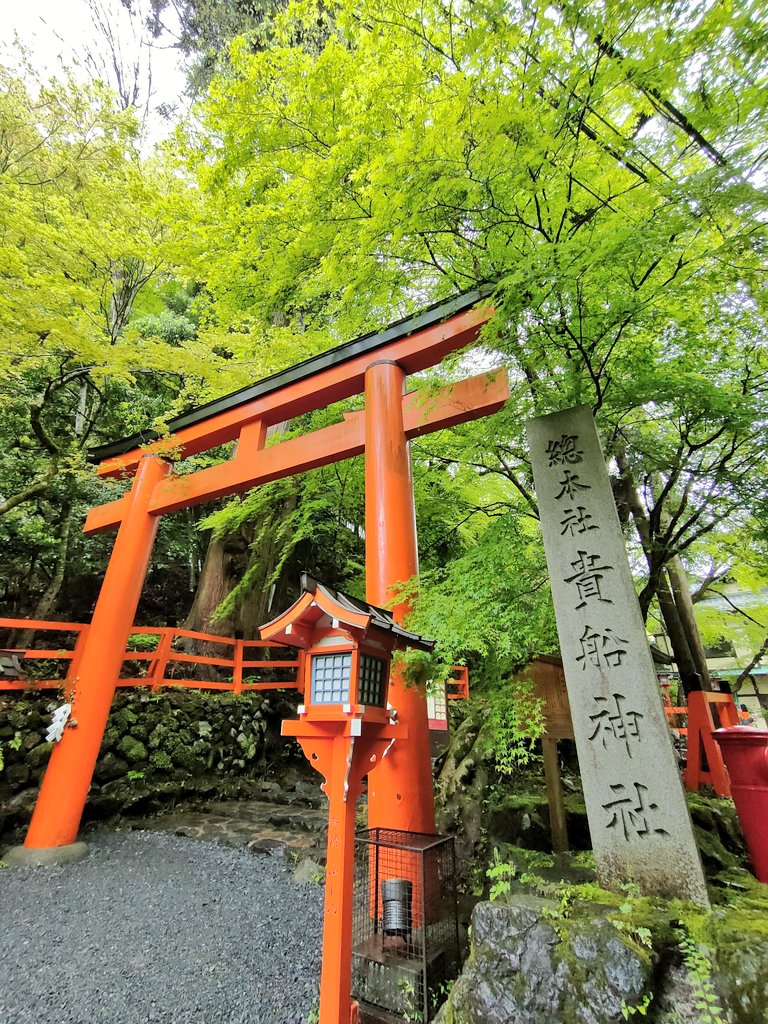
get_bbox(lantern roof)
[259,572,435,652]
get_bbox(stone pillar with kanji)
[527,406,709,906]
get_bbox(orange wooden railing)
[664,704,689,738]
[683,690,739,798]
[427,667,469,732]
[659,690,741,797]
[446,665,469,700]
[0,618,302,695]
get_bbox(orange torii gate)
[20,289,507,856]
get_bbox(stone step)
[128,797,329,863]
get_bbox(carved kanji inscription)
[527,405,709,906]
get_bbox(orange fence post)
[65,625,90,686]
[1,618,301,695]
[664,705,688,739]
[364,360,435,835]
[149,629,174,692]
[447,665,469,700]
[684,690,739,798]
[0,619,92,692]
[295,645,306,696]
[22,454,171,851]
[233,638,244,694]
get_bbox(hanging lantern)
[260,572,433,724]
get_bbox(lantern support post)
[283,719,403,1024]
[263,574,425,1024]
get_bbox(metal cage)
[352,829,460,1023]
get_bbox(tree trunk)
[16,508,73,649]
[614,452,704,696]
[235,482,299,637]
[656,570,702,696]
[735,635,768,693]
[666,553,712,690]
[183,481,300,638]
[183,528,250,635]
[0,465,56,517]
[183,423,296,640]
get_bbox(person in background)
[739,703,755,725]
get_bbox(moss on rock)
[117,735,148,764]
[437,850,768,1024]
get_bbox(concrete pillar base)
[2,841,88,867]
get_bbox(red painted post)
[684,691,738,798]
[24,455,171,850]
[283,718,400,1024]
[317,733,362,1024]
[150,629,174,692]
[364,360,436,834]
[65,625,90,687]
[233,638,244,694]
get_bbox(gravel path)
[0,830,323,1024]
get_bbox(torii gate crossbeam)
[22,290,506,853]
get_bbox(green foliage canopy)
[179,0,767,666]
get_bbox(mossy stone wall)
[0,689,301,840]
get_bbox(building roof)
[259,572,435,653]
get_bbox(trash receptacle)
[713,726,768,882]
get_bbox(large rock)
[96,752,130,782]
[117,735,148,764]
[437,895,650,1024]
[436,882,768,1024]
[26,741,54,768]
[3,763,30,788]
[712,919,768,1022]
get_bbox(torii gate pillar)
[22,454,171,853]
[365,360,436,834]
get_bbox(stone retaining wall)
[0,689,301,840]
